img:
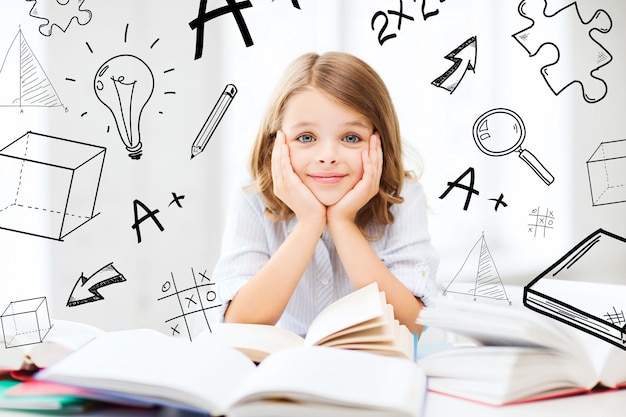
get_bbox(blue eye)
[343,134,361,143]
[297,134,315,143]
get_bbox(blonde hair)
[249,51,414,238]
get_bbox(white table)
[424,389,626,416]
[0,389,624,416]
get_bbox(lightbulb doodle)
[157,268,221,341]
[473,108,554,186]
[94,54,154,160]
[0,29,65,109]
[26,0,93,37]
[64,23,176,155]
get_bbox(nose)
[316,140,338,164]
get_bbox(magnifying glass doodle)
[472,108,554,186]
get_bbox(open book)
[202,282,415,362]
[36,328,427,416]
[416,298,626,405]
[0,320,104,371]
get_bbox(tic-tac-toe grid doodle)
[527,206,554,238]
[157,268,221,341]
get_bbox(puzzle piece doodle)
[512,0,612,103]
[26,0,92,36]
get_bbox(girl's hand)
[272,131,326,228]
[327,133,382,224]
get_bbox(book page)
[195,323,305,362]
[304,283,384,346]
[1,320,104,370]
[229,346,425,415]
[36,329,256,414]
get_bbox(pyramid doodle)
[0,29,63,107]
[442,233,511,305]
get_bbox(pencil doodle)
[527,206,554,237]
[587,139,626,207]
[431,36,477,94]
[1,297,52,349]
[0,131,105,241]
[157,268,221,341]
[524,228,626,350]
[67,263,127,307]
[0,29,64,109]
[191,84,237,159]
[473,108,554,186]
[443,232,512,305]
[94,55,155,160]
[26,0,92,36]
[512,0,612,103]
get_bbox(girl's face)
[281,87,374,206]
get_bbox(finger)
[371,133,383,176]
[272,131,284,184]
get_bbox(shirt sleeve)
[212,188,271,321]
[376,180,439,307]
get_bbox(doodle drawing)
[94,55,154,160]
[0,131,105,240]
[157,268,221,341]
[1,297,52,349]
[0,29,64,108]
[527,206,554,237]
[512,0,612,103]
[524,228,626,350]
[26,0,92,36]
[443,232,512,305]
[431,36,477,94]
[191,84,238,159]
[67,263,127,307]
[587,139,626,207]
[473,108,554,186]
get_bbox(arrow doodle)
[67,263,126,307]
[432,36,477,93]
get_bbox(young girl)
[214,51,438,336]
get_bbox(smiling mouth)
[309,174,347,185]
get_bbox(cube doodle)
[512,0,612,103]
[1,297,52,348]
[0,132,105,240]
[587,139,626,206]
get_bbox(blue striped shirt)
[213,178,439,337]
